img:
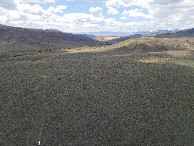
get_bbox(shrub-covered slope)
[0,37,193,145]
[0,24,99,56]
[156,28,194,38]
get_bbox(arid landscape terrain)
[0,25,194,145]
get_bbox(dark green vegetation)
[0,24,100,57]
[157,28,194,38]
[0,36,194,145]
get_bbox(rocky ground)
[0,37,193,145]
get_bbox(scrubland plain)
[0,37,194,145]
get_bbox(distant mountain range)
[156,28,194,38]
[84,29,180,37]
[83,31,128,35]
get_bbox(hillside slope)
[1,37,193,145]
[156,28,194,38]
[0,24,99,56]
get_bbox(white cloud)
[105,0,194,30]
[121,16,127,20]
[90,7,103,17]
[0,8,8,23]
[47,5,67,13]
[21,0,54,3]
[108,7,119,15]
[86,0,108,2]
[105,0,153,9]
[148,0,194,27]
[122,9,151,18]
[151,0,183,5]
[18,4,46,15]
[105,0,132,8]
[0,0,193,33]
[0,0,17,10]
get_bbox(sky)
[0,0,194,33]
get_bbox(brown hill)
[0,24,99,56]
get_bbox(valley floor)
[0,37,194,145]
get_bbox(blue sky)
[0,0,193,33]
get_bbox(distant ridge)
[0,24,99,47]
[156,28,194,38]
[0,24,99,56]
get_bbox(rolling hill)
[1,37,193,145]
[0,24,194,145]
[0,24,99,56]
[156,28,194,38]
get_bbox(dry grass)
[138,57,170,64]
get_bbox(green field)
[0,37,193,145]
